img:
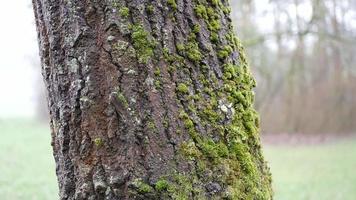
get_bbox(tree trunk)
[32,0,272,199]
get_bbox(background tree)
[232,0,356,134]
[32,0,272,199]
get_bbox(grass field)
[0,120,355,199]
[264,138,356,200]
[0,120,58,200]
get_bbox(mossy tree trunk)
[32,0,272,199]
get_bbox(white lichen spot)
[119,23,130,35]
[107,35,116,41]
[145,77,154,87]
[93,180,107,192]
[127,69,136,75]
[219,105,228,113]
[115,40,129,50]
[135,117,141,124]
[84,65,90,72]
[80,97,91,103]
[68,58,79,73]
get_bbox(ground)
[264,135,356,200]
[0,120,355,200]
[0,120,57,200]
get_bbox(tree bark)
[32,0,272,199]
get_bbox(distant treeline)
[232,0,356,134]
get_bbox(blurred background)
[0,0,355,199]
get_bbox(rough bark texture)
[32,0,272,199]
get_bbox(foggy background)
[0,0,355,199]
[231,0,356,134]
[0,0,39,119]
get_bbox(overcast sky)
[0,0,39,118]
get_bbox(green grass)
[0,119,58,200]
[264,139,356,200]
[0,119,355,199]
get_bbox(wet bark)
[32,0,272,199]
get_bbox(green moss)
[230,142,256,175]
[116,91,129,108]
[234,91,247,107]
[223,63,236,75]
[176,83,189,94]
[179,110,189,119]
[191,94,201,101]
[206,7,218,19]
[210,32,219,43]
[195,5,208,20]
[218,45,233,59]
[168,174,197,200]
[216,142,229,157]
[94,138,104,147]
[224,45,234,54]
[163,0,272,198]
[184,118,194,130]
[244,121,257,136]
[119,7,130,18]
[242,109,255,122]
[208,19,221,32]
[196,159,207,176]
[199,138,219,161]
[147,120,157,132]
[200,108,221,123]
[131,24,156,64]
[185,41,202,62]
[209,0,220,7]
[155,179,169,191]
[167,0,177,10]
[180,141,202,160]
[163,117,169,129]
[176,43,185,52]
[224,83,233,92]
[146,4,154,14]
[179,111,197,138]
[222,6,231,14]
[163,47,185,64]
[168,65,175,74]
[198,139,229,160]
[132,179,153,193]
[154,68,161,76]
[192,24,201,34]
[154,80,162,90]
